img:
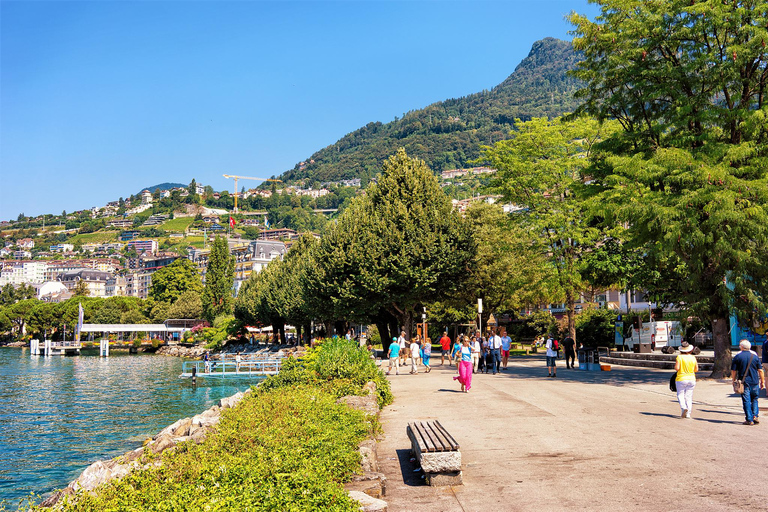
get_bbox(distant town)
[0,168,513,303]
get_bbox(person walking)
[731,339,766,425]
[500,330,512,370]
[422,337,432,373]
[546,336,558,378]
[398,331,408,366]
[562,335,576,369]
[386,337,401,376]
[439,332,451,366]
[674,342,698,418]
[235,351,242,373]
[410,336,421,374]
[204,351,211,374]
[453,337,473,392]
[488,330,502,375]
[471,335,482,373]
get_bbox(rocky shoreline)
[39,378,388,511]
[40,389,250,507]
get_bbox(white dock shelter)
[80,320,197,342]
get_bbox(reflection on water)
[0,348,254,505]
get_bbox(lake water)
[0,347,254,507]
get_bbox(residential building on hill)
[120,230,141,241]
[126,239,158,255]
[58,269,113,298]
[259,228,298,241]
[187,239,286,293]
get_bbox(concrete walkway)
[377,355,767,511]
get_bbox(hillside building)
[58,269,113,298]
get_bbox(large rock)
[345,472,387,499]
[150,434,176,454]
[348,491,388,512]
[337,394,378,416]
[358,439,378,472]
[74,460,118,491]
[219,391,245,409]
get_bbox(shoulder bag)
[732,354,754,395]
[669,372,677,392]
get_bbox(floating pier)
[180,355,284,379]
[30,339,81,356]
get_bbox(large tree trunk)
[565,289,576,344]
[375,321,391,348]
[709,316,732,378]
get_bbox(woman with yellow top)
[675,342,698,419]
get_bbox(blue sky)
[0,0,598,220]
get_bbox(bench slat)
[433,420,460,450]
[416,422,438,452]
[419,421,444,452]
[425,421,452,452]
[411,422,434,453]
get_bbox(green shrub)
[575,307,618,347]
[259,338,393,408]
[48,387,369,511]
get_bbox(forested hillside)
[281,38,582,184]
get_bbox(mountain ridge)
[280,37,582,185]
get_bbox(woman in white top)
[410,336,421,374]
[471,337,481,373]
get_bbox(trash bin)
[638,343,652,354]
[577,348,587,370]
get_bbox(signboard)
[614,321,624,346]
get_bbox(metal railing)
[180,355,284,379]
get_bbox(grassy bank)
[32,339,392,511]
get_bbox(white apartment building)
[0,261,47,286]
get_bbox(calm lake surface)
[0,347,254,507]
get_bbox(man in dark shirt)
[562,336,576,369]
[731,339,766,425]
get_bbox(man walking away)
[500,331,512,369]
[489,330,502,375]
[562,335,576,369]
[439,332,452,366]
[731,339,765,425]
[546,336,558,378]
[387,337,401,376]
[398,331,408,365]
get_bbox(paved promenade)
[378,355,767,511]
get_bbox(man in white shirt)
[398,331,408,365]
[471,336,482,373]
[546,336,558,378]
[488,331,502,375]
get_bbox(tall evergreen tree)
[569,0,768,376]
[202,236,235,322]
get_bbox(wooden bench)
[406,421,462,486]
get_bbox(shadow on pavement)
[395,448,426,487]
[437,388,462,393]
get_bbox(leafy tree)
[304,149,475,336]
[167,290,203,319]
[7,299,37,336]
[120,309,150,324]
[569,0,768,377]
[483,116,619,342]
[73,280,90,297]
[463,202,558,329]
[202,236,235,322]
[149,258,203,304]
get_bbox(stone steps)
[607,352,714,363]
[600,356,713,371]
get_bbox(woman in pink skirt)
[453,337,473,392]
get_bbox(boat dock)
[180,354,284,379]
[30,339,81,356]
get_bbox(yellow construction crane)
[222,174,281,212]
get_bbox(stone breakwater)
[156,343,308,359]
[39,390,250,508]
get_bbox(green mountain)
[139,183,187,194]
[281,37,582,184]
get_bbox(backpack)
[551,339,559,351]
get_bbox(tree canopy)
[202,236,235,322]
[149,258,203,305]
[569,0,768,376]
